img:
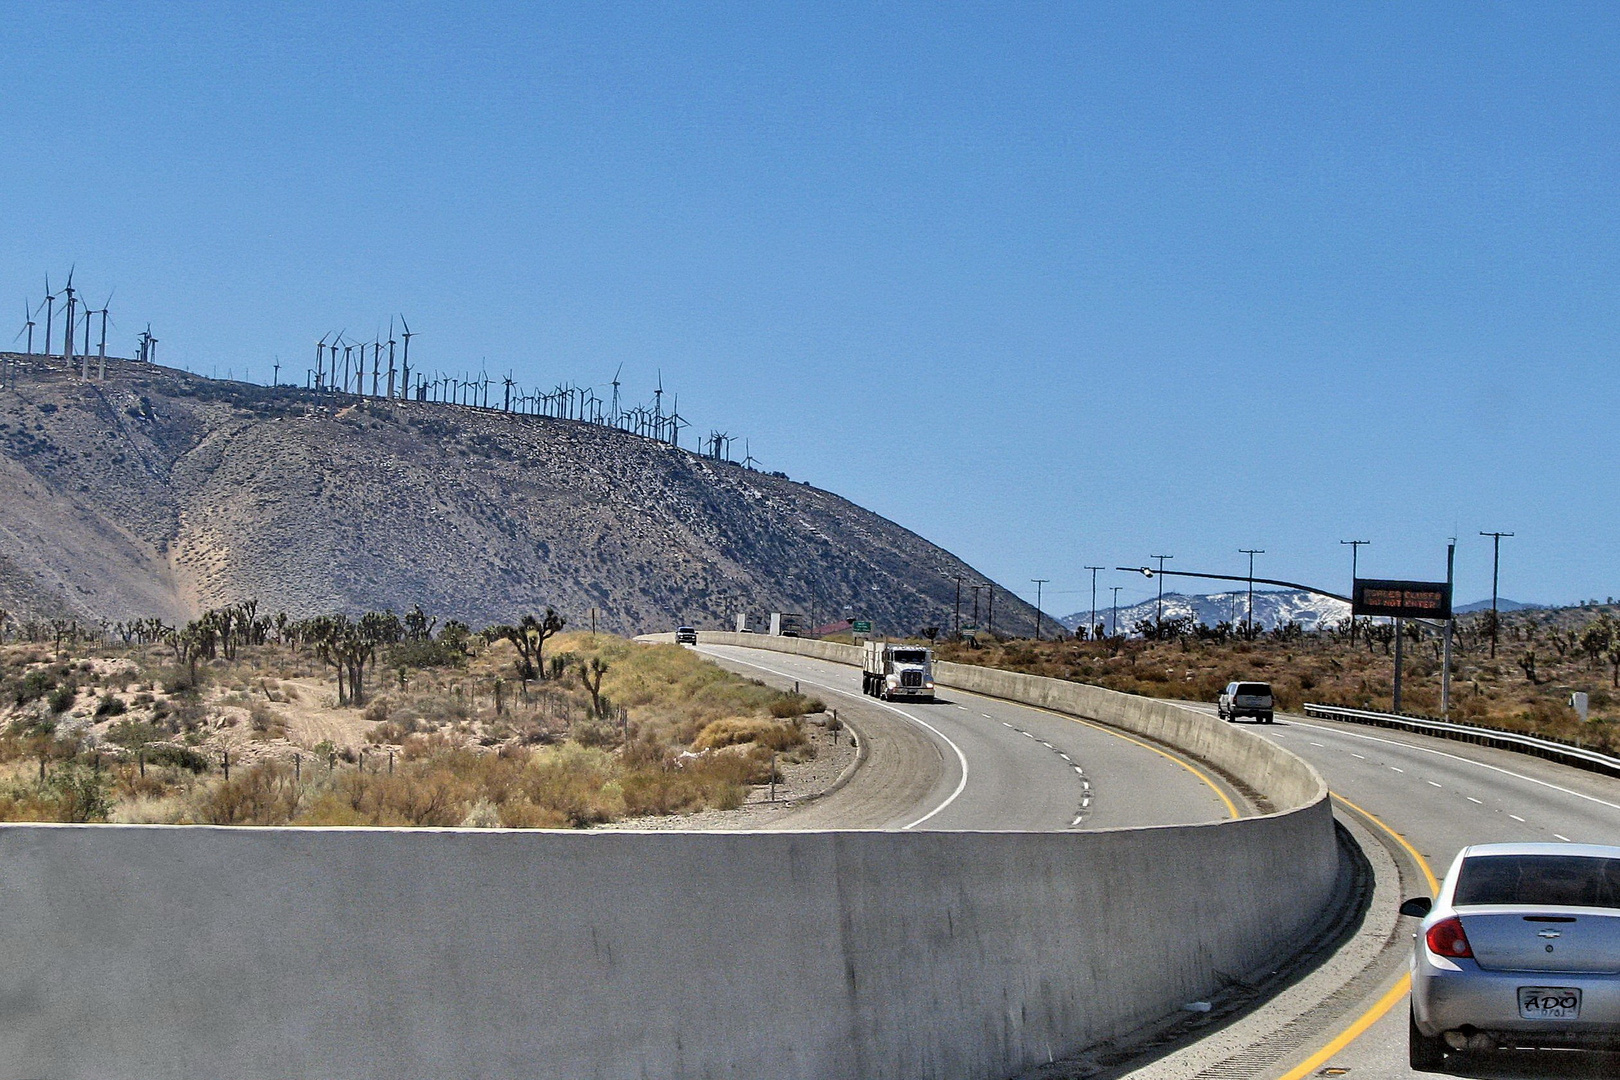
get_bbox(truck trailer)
[861,642,936,702]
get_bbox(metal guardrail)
[1302,703,1620,779]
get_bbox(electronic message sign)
[1352,579,1452,620]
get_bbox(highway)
[694,644,1242,832]
[1168,704,1620,1080]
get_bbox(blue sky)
[3,3,1616,613]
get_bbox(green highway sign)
[851,620,872,634]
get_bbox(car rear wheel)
[1408,1006,1446,1072]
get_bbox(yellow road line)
[1275,973,1411,1080]
[1270,793,1438,1080]
[1331,792,1439,894]
[1015,702,1241,820]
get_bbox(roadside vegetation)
[930,605,1620,752]
[0,606,826,827]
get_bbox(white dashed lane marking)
[1002,723,1094,828]
[1467,796,1484,804]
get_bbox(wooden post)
[769,750,777,802]
[294,754,301,782]
[138,750,145,778]
[222,749,229,781]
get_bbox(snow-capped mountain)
[1058,589,1351,635]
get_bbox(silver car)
[1402,842,1620,1070]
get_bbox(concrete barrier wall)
[0,810,1333,1080]
[0,637,1339,1080]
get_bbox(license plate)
[1518,987,1581,1020]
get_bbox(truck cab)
[862,642,936,702]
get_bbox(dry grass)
[933,607,1620,752]
[0,630,821,827]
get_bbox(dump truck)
[862,641,935,702]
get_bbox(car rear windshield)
[1454,854,1620,909]
[1236,683,1271,696]
[891,649,928,664]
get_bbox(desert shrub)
[769,692,825,718]
[44,764,111,822]
[46,685,78,714]
[142,743,210,773]
[16,669,55,705]
[199,763,300,825]
[386,639,466,669]
[105,719,164,748]
[693,717,806,752]
[94,693,127,717]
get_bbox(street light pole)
[1442,538,1456,717]
[1341,540,1369,643]
[1150,555,1173,637]
[1031,580,1049,641]
[1110,586,1122,638]
[1239,549,1264,638]
[1480,531,1514,658]
[1085,566,1105,641]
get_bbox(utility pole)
[985,584,994,639]
[969,585,983,636]
[1085,566,1104,641]
[1442,538,1455,717]
[1240,549,1264,638]
[1110,586,1122,638]
[1341,539,1369,643]
[1031,579,1049,641]
[1150,554,1173,638]
[1480,531,1513,658]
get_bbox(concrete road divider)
[0,636,1337,1080]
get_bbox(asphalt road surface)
[1180,704,1620,1080]
[694,644,1243,831]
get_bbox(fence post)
[222,749,229,781]
[294,753,301,782]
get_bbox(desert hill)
[0,353,1039,636]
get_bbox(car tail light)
[1426,917,1473,959]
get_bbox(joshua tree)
[507,608,566,682]
[578,655,609,717]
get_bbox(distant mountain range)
[1059,590,1543,635]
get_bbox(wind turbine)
[42,276,55,357]
[61,267,77,365]
[385,318,397,399]
[95,290,113,360]
[16,299,36,355]
[398,316,413,399]
[743,440,759,470]
[315,333,330,390]
[609,363,623,426]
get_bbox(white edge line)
[1289,717,1620,813]
[697,646,970,830]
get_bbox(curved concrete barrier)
[0,637,1338,1080]
[690,631,1326,813]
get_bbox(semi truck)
[862,641,936,702]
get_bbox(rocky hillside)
[0,354,1039,636]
